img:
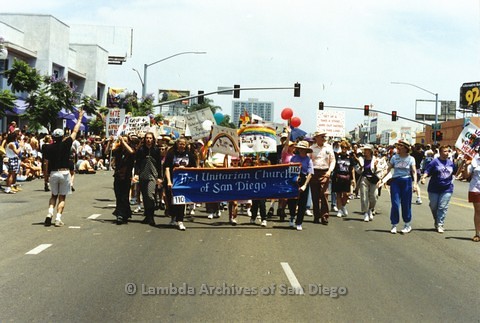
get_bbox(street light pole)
[141,51,206,98]
[391,81,439,144]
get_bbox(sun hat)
[294,140,313,153]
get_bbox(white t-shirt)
[468,155,480,193]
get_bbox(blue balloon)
[214,112,224,124]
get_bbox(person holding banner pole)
[164,138,197,231]
[134,132,163,226]
[287,141,313,231]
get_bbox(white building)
[232,98,274,125]
[0,13,112,131]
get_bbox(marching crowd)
[2,118,480,241]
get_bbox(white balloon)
[202,120,213,131]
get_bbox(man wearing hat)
[310,131,336,224]
[43,109,84,227]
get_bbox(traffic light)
[436,131,443,141]
[294,82,301,97]
[392,111,397,121]
[432,131,443,141]
[364,105,370,116]
[233,84,240,98]
[197,90,204,104]
[319,101,324,110]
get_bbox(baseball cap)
[52,128,64,138]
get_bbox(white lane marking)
[26,244,52,255]
[87,214,102,220]
[68,226,81,229]
[280,262,305,295]
[107,204,116,207]
[266,233,272,236]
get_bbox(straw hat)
[294,140,313,153]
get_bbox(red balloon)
[290,116,301,128]
[281,107,293,120]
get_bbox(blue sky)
[3,0,480,134]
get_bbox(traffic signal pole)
[323,105,430,126]
[152,85,299,107]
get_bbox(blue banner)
[172,164,301,204]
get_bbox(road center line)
[87,214,102,220]
[26,244,52,255]
[280,262,305,295]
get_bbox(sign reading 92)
[460,82,480,108]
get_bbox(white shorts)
[49,170,71,196]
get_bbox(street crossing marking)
[87,214,102,220]
[26,244,52,255]
[280,262,304,295]
[68,226,81,229]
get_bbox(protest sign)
[238,124,277,154]
[117,116,150,137]
[184,108,215,140]
[210,125,240,157]
[455,122,480,158]
[172,164,301,204]
[105,108,125,137]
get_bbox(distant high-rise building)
[232,98,274,124]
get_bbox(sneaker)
[249,218,256,224]
[54,220,64,227]
[230,218,238,226]
[416,197,422,205]
[44,216,52,227]
[401,224,412,234]
[261,220,267,227]
[369,209,374,221]
[189,209,195,215]
[4,188,15,194]
[336,210,343,218]
[296,225,303,231]
[134,205,142,213]
[332,206,338,212]
[341,207,348,216]
[246,209,252,217]
[289,219,295,227]
[390,225,397,234]
[214,211,221,218]
[207,213,214,219]
[437,226,445,233]
[178,222,186,231]
[306,210,313,216]
[363,213,370,222]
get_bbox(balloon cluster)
[280,107,301,128]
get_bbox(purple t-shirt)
[424,157,454,193]
[290,154,313,176]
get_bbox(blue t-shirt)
[424,157,454,193]
[390,154,415,178]
[290,154,313,176]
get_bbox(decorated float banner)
[184,108,215,140]
[210,125,240,157]
[455,122,480,158]
[117,115,151,137]
[106,108,125,137]
[172,164,301,204]
[238,124,277,154]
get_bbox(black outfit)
[43,137,73,172]
[163,147,197,223]
[112,145,135,224]
[135,145,162,225]
[332,153,354,193]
